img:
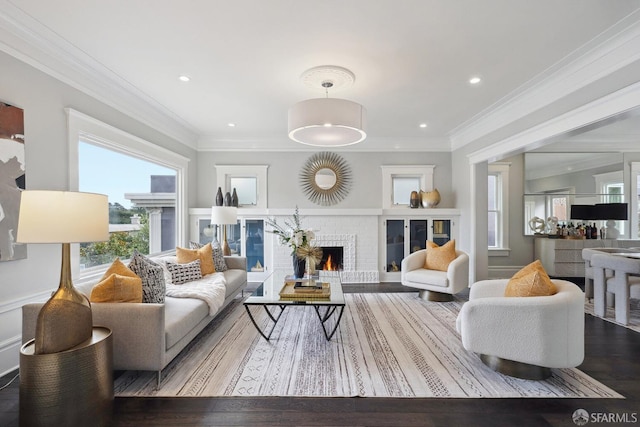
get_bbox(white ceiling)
[5,0,640,151]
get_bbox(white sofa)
[22,255,247,387]
[456,279,585,379]
[401,249,469,301]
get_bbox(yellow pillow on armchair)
[424,240,457,272]
[504,260,557,297]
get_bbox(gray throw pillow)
[190,240,228,272]
[128,251,166,303]
[166,260,202,285]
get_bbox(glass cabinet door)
[228,221,242,256]
[409,219,428,253]
[432,219,451,246]
[245,219,265,272]
[386,219,404,272]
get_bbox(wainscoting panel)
[0,290,50,376]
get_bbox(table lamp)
[17,190,109,354]
[210,206,237,256]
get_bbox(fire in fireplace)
[318,246,343,271]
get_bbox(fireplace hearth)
[318,246,343,271]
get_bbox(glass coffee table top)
[243,270,345,340]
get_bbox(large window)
[78,142,177,268]
[67,109,189,273]
[488,163,510,255]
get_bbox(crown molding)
[196,135,452,152]
[0,0,199,148]
[467,81,640,165]
[451,10,640,150]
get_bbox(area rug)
[584,298,640,333]
[114,293,622,398]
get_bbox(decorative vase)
[420,189,441,208]
[231,188,238,207]
[215,187,224,206]
[409,191,420,208]
[293,255,306,279]
[224,191,232,206]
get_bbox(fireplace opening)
[318,246,343,271]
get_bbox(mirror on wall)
[523,152,624,235]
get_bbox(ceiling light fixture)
[178,75,191,82]
[227,123,236,127]
[419,123,428,128]
[469,76,481,85]
[288,66,366,147]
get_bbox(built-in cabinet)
[534,237,640,277]
[190,208,270,281]
[380,211,458,282]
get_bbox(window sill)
[488,248,511,257]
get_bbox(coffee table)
[243,269,345,341]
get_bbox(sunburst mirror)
[299,152,352,206]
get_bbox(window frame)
[488,163,510,256]
[67,108,190,278]
[381,165,434,209]
[215,165,268,209]
[632,162,640,239]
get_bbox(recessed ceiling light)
[469,76,481,85]
[419,123,428,128]
[178,75,191,82]
[227,123,236,127]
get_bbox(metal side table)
[20,326,113,427]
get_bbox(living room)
[2,1,640,426]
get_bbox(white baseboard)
[487,265,523,279]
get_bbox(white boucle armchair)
[401,249,469,301]
[456,279,585,379]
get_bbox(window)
[392,176,420,206]
[631,162,640,238]
[488,163,510,255]
[381,165,434,209]
[216,165,268,209]
[67,109,189,274]
[595,170,625,235]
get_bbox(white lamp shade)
[288,98,366,146]
[17,190,109,243]
[210,206,238,225]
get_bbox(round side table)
[20,326,113,427]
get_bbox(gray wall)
[196,151,453,209]
[0,51,197,375]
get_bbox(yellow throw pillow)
[424,240,457,272]
[176,243,215,275]
[90,274,143,303]
[504,260,558,297]
[90,258,142,303]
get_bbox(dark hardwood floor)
[2,282,639,427]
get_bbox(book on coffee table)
[279,281,331,300]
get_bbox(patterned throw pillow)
[190,240,228,272]
[424,240,457,272]
[177,243,215,275]
[128,251,166,303]
[166,260,202,285]
[504,260,557,297]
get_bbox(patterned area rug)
[114,293,621,398]
[584,298,640,333]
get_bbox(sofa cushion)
[128,251,166,303]
[90,258,142,303]
[424,240,457,272]
[190,240,228,272]
[404,269,449,288]
[505,260,557,297]
[164,297,210,349]
[177,244,215,275]
[166,260,203,285]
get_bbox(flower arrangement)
[266,207,322,271]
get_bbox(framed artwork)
[0,102,26,261]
